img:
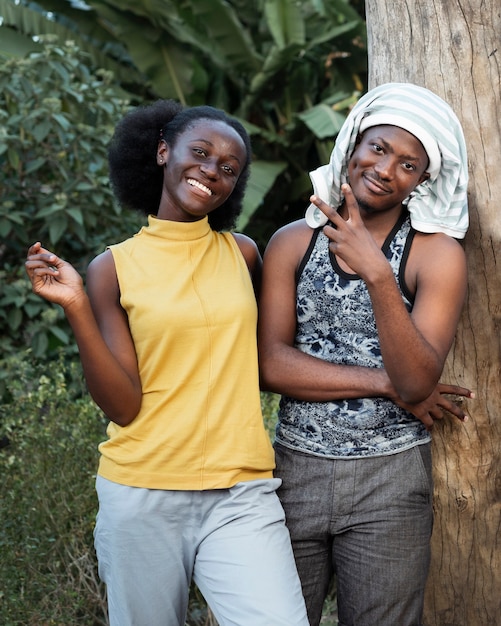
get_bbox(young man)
[258,83,472,626]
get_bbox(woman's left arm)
[232,233,263,299]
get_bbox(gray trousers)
[94,476,308,626]
[274,442,433,626]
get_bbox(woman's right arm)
[26,242,142,425]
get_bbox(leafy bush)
[0,352,108,625]
[0,36,134,262]
[0,37,144,359]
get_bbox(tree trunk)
[365,2,501,624]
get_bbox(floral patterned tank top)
[275,211,431,458]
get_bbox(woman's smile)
[186,177,213,196]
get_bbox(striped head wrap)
[305,82,469,238]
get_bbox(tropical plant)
[0,1,366,361]
[0,36,144,359]
[0,0,367,239]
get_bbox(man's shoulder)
[270,218,317,245]
[413,230,465,255]
[410,231,467,279]
[264,218,317,265]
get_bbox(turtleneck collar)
[144,214,212,241]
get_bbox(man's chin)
[354,196,377,214]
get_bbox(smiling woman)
[24,100,309,626]
[107,100,252,232]
[156,119,246,222]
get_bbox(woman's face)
[156,119,247,222]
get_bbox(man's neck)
[339,201,406,245]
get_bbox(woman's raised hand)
[25,242,85,309]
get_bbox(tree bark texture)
[365,2,501,625]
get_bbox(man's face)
[347,125,430,215]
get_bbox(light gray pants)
[94,476,308,626]
[275,443,433,626]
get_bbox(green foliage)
[0,352,109,625]
[261,389,280,435]
[0,37,145,358]
[0,268,75,370]
[0,2,367,359]
[1,0,367,244]
[0,36,138,263]
[0,0,145,86]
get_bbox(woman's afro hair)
[107,100,252,231]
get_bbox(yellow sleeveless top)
[97,215,274,490]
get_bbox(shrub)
[0,352,108,625]
[0,37,144,360]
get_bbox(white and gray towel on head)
[305,82,469,238]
